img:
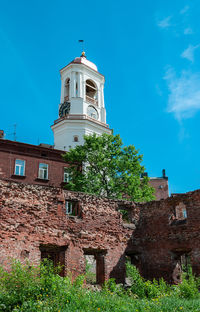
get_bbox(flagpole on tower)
[78,40,85,56]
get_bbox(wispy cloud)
[184,27,193,35]
[180,5,190,15]
[164,68,200,121]
[181,44,200,62]
[157,16,172,29]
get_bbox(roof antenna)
[78,40,86,58]
[13,124,17,141]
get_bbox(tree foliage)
[63,133,155,202]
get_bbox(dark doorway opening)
[171,249,191,284]
[40,244,67,277]
[84,249,106,285]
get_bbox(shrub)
[126,262,172,299]
[178,266,199,299]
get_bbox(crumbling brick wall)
[0,179,138,283]
[130,190,200,283]
[1,178,200,284]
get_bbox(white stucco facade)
[51,53,112,151]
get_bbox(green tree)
[63,133,155,202]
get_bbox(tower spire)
[78,40,86,57]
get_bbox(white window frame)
[14,159,25,176]
[183,208,187,219]
[65,201,73,215]
[38,163,48,180]
[64,167,70,183]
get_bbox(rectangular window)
[65,200,80,217]
[38,163,48,179]
[64,167,70,182]
[183,208,187,219]
[175,204,187,220]
[15,159,25,176]
[65,201,73,215]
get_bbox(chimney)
[0,130,4,139]
[162,169,166,178]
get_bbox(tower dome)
[70,52,98,72]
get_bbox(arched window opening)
[76,82,78,97]
[73,135,79,142]
[87,106,98,120]
[64,78,70,101]
[86,80,98,105]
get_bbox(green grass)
[0,260,200,312]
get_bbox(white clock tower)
[51,52,112,151]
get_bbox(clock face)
[87,106,98,120]
[59,102,71,117]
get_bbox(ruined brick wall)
[130,190,200,283]
[1,178,199,284]
[0,179,138,283]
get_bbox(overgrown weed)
[0,259,199,311]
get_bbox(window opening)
[118,205,133,224]
[38,163,48,179]
[84,249,106,285]
[170,203,187,225]
[125,253,142,281]
[171,251,191,284]
[86,79,98,105]
[74,135,79,142]
[85,255,96,284]
[64,167,70,182]
[15,159,25,176]
[40,245,67,277]
[175,203,187,220]
[65,201,73,215]
[64,78,70,101]
[65,200,80,217]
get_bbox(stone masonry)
[0,178,200,284]
[127,190,200,283]
[0,179,137,284]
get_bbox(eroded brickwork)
[0,179,138,283]
[1,178,199,284]
[129,191,200,283]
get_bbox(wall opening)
[64,78,70,101]
[118,205,134,224]
[84,249,106,285]
[169,203,187,225]
[65,200,81,217]
[40,245,67,277]
[85,80,98,105]
[85,254,96,284]
[126,252,142,275]
[171,250,191,284]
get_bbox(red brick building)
[0,139,70,188]
[0,139,168,200]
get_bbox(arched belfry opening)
[86,79,98,105]
[64,78,70,101]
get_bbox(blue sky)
[0,0,200,194]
